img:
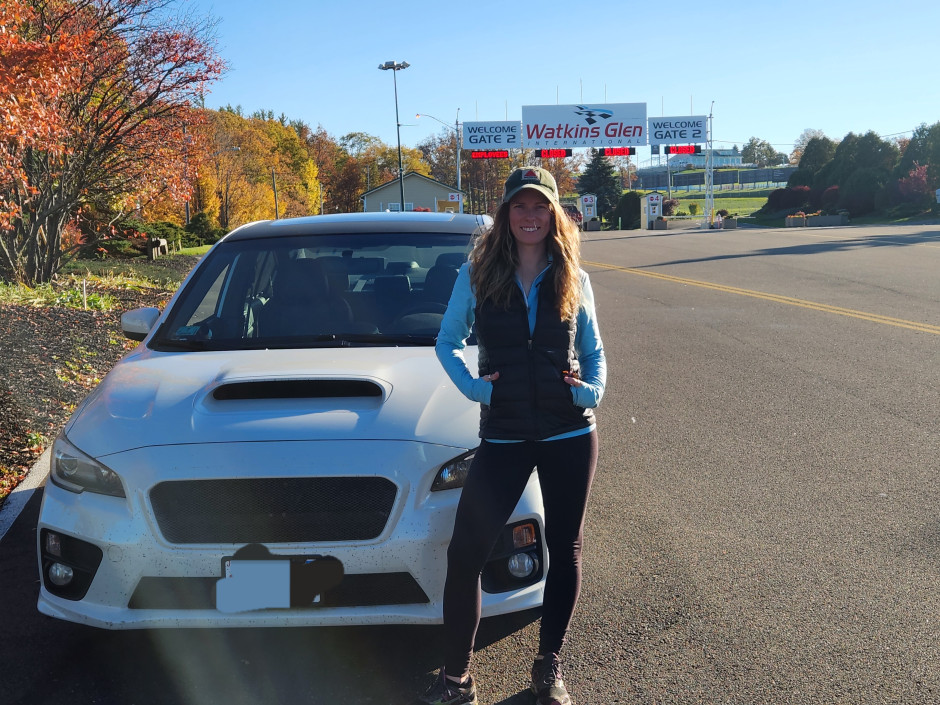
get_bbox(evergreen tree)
[577,149,621,218]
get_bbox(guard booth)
[581,193,599,230]
[641,192,664,229]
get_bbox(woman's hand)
[563,370,582,387]
[482,371,500,382]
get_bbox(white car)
[37,212,546,629]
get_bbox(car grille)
[150,477,398,544]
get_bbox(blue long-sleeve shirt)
[435,263,606,441]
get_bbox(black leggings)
[442,430,598,679]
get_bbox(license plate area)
[216,543,343,613]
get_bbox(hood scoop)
[213,379,384,401]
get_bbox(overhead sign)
[462,121,521,149]
[539,149,572,158]
[470,150,510,159]
[601,147,636,156]
[664,145,702,154]
[648,115,707,145]
[522,103,647,148]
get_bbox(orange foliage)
[0,0,92,222]
[1,0,225,283]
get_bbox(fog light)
[48,562,75,587]
[507,552,536,579]
[45,531,62,557]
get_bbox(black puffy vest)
[475,275,594,440]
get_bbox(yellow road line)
[584,261,940,335]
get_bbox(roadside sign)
[581,193,597,219]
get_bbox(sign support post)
[704,102,715,228]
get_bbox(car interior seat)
[263,258,352,338]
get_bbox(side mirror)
[121,307,161,341]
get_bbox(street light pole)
[378,60,410,211]
[416,110,462,213]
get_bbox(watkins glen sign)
[521,103,647,148]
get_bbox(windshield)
[151,231,471,351]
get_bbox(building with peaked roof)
[360,172,466,213]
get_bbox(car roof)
[223,212,493,242]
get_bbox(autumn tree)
[598,154,633,193]
[0,0,223,284]
[300,127,425,214]
[742,137,785,168]
[304,126,345,213]
[415,130,461,191]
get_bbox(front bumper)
[37,440,545,629]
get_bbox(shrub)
[787,168,814,188]
[663,198,680,216]
[147,221,187,250]
[839,168,885,216]
[766,186,811,212]
[611,191,642,230]
[688,202,700,215]
[716,209,730,218]
[185,212,226,246]
[96,238,146,258]
[821,185,840,210]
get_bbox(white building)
[360,172,466,213]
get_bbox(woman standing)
[423,167,606,705]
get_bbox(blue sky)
[187,0,939,165]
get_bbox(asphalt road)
[2,223,938,704]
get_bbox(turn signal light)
[512,522,536,548]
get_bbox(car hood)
[66,346,480,459]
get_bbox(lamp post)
[416,110,462,213]
[378,60,409,212]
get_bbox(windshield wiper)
[333,333,437,346]
[151,339,211,351]
[152,333,437,351]
[240,334,340,350]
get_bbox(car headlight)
[50,433,126,498]
[431,449,475,491]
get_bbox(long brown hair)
[470,197,583,321]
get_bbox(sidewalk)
[0,448,49,541]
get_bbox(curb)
[0,447,50,541]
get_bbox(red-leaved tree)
[897,163,932,205]
[0,0,224,284]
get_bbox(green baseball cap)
[502,167,559,205]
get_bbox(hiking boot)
[530,653,572,705]
[419,669,478,705]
